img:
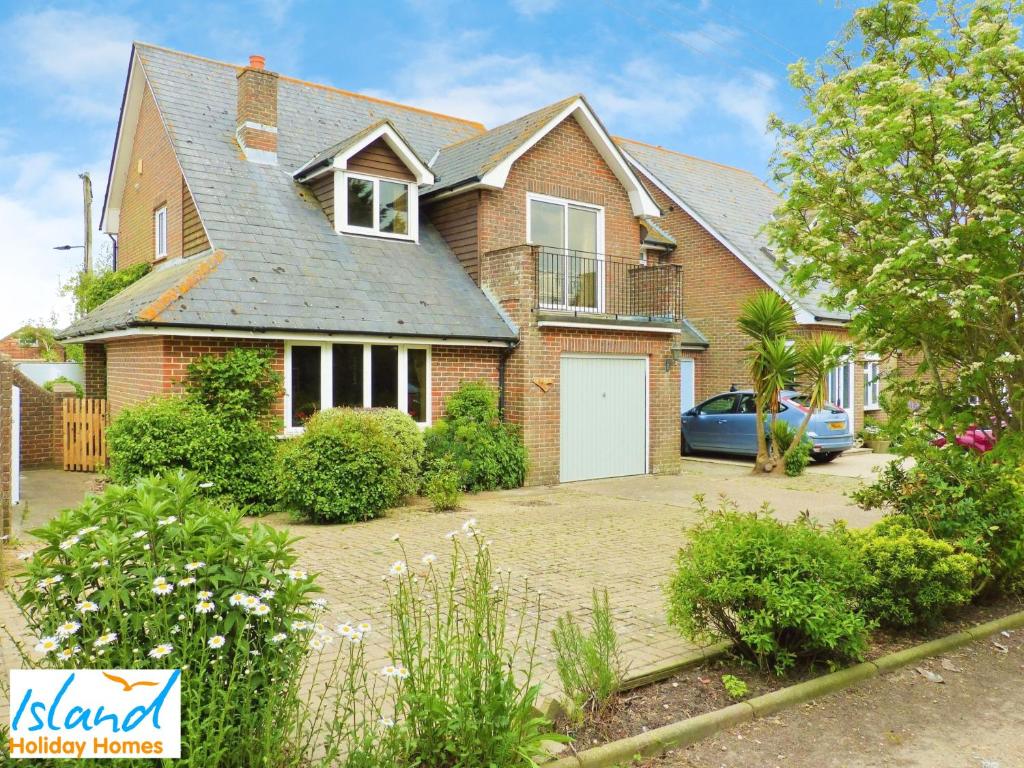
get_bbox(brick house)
[616,139,884,434]
[0,327,66,362]
[60,43,871,486]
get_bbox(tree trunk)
[775,408,815,475]
[753,402,773,473]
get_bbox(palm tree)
[776,334,846,475]
[738,291,796,473]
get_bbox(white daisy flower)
[152,583,174,596]
[59,536,81,551]
[311,597,327,609]
[396,666,410,680]
[198,590,213,601]
[241,594,261,609]
[291,620,312,631]
[259,589,275,600]
[380,664,398,678]
[153,576,169,586]
[148,644,174,659]
[309,636,325,651]
[287,568,308,582]
[93,632,118,647]
[184,561,206,572]
[229,592,247,607]
[58,646,81,660]
[34,636,60,654]
[357,621,372,635]
[77,526,99,535]
[445,530,459,540]
[461,518,478,532]
[421,553,437,565]
[390,533,401,542]
[198,481,215,489]
[76,600,99,614]
[55,621,81,638]
[177,577,197,587]
[37,575,63,591]
[131,530,148,540]
[389,560,407,577]
[251,603,271,617]
[208,635,226,649]
[195,600,215,614]
[269,632,287,644]
[335,623,356,638]
[157,516,178,527]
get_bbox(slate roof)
[616,138,849,323]
[63,43,515,342]
[425,95,580,195]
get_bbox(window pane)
[700,395,735,415]
[529,199,564,249]
[568,206,597,254]
[291,346,321,425]
[379,181,409,234]
[332,344,363,407]
[407,349,427,422]
[371,345,399,408]
[347,177,374,228]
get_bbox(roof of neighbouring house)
[62,43,515,342]
[616,138,850,323]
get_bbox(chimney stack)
[236,54,278,164]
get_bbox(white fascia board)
[64,325,513,347]
[333,124,435,185]
[102,52,147,234]
[480,99,660,218]
[623,150,847,327]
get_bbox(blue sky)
[0,0,868,332]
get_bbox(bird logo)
[102,672,160,692]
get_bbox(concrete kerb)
[541,609,1024,768]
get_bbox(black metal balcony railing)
[533,247,683,322]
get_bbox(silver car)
[681,389,854,462]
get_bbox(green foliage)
[769,0,1024,436]
[355,407,424,499]
[424,382,527,492]
[14,325,64,362]
[107,397,278,513]
[853,518,979,628]
[186,348,282,423]
[771,420,811,476]
[387,523,564,766]
[552,588,625,720]
[64,262,151,315]
[721,674,748,700]
[9,471,378,768]
[666,497,871,674]
[43,375,83,397]
[424,458,462,511]
[277,408,422,523]
[852,448,1024,593]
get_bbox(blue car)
[681,389,854,462]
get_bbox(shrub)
[853,518,978,628]
[277,408,420,523]
[666,497,871,674]
[721,674,748,700]
[852,447,1024,593]
[107,397,277,513]
[186,347,282,423]
[424,382,527,491]
[552,588,625,720]
[424,459,462,511]
[771,420,810,476]
[386,521,563,766]
[43,375,83,397]
[352,408,423,499]
[8,471,391,768]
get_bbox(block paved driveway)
[1,454,887,713]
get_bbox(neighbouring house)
[0,326,67,362]
[616,139,887,433]
[59,43,880,486]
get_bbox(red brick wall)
[84,343,107,399]
[12,370,72,468]
[104,335,285,418]
[431,346,502,420]
[0,333,65,361]
[118,85,186,269]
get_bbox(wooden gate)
[63,398,108,471]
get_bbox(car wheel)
[811,452,840,464]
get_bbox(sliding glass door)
[530,196,603,312]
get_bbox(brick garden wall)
[13,370,72,469]
[84,343,107,399]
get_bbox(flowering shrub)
[277,408,423,523]
[384,522,562,766]
[8,472,393,767]
[424,382,527,491]
[666,497,871,674]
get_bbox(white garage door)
[560,355,647,482]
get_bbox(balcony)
[532,246,683,326]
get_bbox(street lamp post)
[53,244,87,273]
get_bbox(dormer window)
[294,119,435,243]
[342,173,413,238]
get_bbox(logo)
[8,669,181,759]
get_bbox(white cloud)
[1,9,138,121]
[714,70,779,151]
[672,21,742,55]
[509,0,559,18]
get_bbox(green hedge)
[277,408,423,523]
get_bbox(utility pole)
[79,172,93,274]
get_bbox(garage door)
[560,355,647,482]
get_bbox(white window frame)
[154,206,168,259]
[827,360,855,411]
[526,192,606,313]
[335,170,418,242]
[283,341,431,432]
[863,355,881,411]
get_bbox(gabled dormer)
[294,120,435,242]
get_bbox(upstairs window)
[340,172,414,239]
[154,206,168,259]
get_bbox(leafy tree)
[63,262,151,316]
[769,0,1024,437]
[784,334,846,469]
[15,325,64,362]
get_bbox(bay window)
[286,342,430,429]
[338,172,415,239]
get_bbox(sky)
[0,0,870,334]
